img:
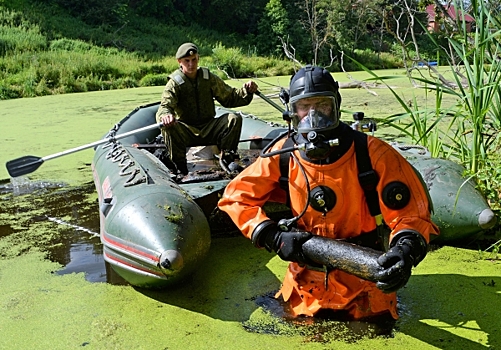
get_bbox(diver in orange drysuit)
[218,65,439,320]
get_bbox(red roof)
[426,4,475,23]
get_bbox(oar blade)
[5,122,161,178]
[6,155,44,177]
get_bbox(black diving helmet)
[289,65,342,136]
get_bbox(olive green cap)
[176,43,198,59]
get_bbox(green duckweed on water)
[1,88,501,349]
[1,238,500,349]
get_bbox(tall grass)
[412,2,501,219]
[358,0,501,252]
[207,43,294,79]
[444,8,501,175]
[363,74,450,158]
[0,8,47,55]
[0,37,295,100]
[1,48,161,98]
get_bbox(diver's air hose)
[259,131,311,231]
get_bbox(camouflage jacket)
[156,67,253,128]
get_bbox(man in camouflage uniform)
[156,42,258,175]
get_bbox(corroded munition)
[302,236,384,282]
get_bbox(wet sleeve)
[369,138,440,243]
[210,74,253,108]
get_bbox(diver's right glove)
[376,230,427,293]
[251,220,313,265]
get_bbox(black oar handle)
[255,91,285,113]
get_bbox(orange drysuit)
[218,132,439,320]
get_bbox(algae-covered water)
[1,84,501,349]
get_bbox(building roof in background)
[426,4,475,23]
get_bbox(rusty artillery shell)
[302,235,385,282]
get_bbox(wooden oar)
[6,122,162,177]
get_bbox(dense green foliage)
[2,0,426,64]
[0,0,299,98]
[1,0,434,99]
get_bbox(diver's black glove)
[376,230,427,293]
[251,220,313,265]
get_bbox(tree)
[328,0,384,54]
[51,0,129,27]
[283,0,385,67]
[199,0,267,35]
[256,0,289,56]
[294,0,334,65]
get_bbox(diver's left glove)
[251,220,313,265]
[376,230,427,293]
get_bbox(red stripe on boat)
[101,232,160,262]
[104,251,166,277]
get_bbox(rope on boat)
[46,216,100,237]
[111,149,126,162]
[102,141,114,149]
[106,143,121,159]
[391,142,429,155]
[118,154,131,166]
[124,168,146,187]
[103,142,148,187]
[119,160,136,176]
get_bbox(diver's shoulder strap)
[279,137,295,192]
[353,131,388,250]
[352,131,381,219]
